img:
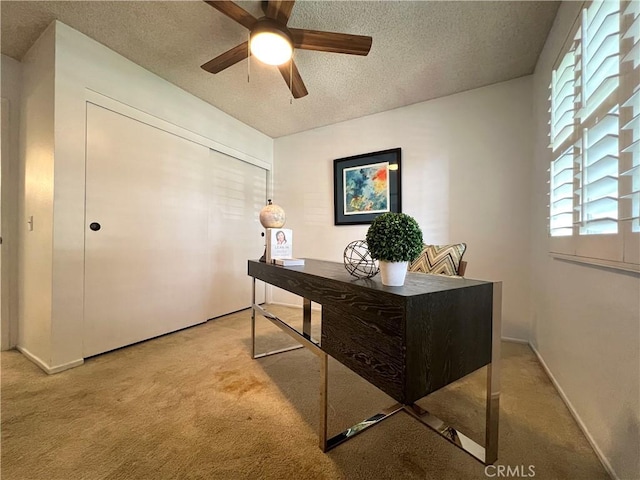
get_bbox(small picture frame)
[333,148,401,226]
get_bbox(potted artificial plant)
[365,212,423,286]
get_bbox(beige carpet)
[1,305,609,480]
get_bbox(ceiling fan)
[201,0,373,99]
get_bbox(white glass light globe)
[250,31,293,66]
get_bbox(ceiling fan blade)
[201,42,249,74]
[290,28,372,56]
[204,1,257,30]
[277,60,308,99]
[262,0,296,24]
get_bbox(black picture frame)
[333,148,402,226]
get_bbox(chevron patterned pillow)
[409,243,467,276]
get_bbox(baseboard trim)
[16,345,84,374]
[501,336,529,344]
[529,343,619,480]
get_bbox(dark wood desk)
[248,259,501,464]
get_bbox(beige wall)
[1,54,22,350]
[531,3,640,480]
[17,24,56,367]
[273,76,533,340]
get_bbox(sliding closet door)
[84,104,210,357]
[209,149,266,318]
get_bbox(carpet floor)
[1,305,609,480]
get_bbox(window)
[549,0,639,269]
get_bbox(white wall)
[531,3,640,480]
[16,24,56,367]
[1,54,22,350]
[17,21,273,372]
[273,76,533,339]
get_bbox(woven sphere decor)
[343,240,379,279]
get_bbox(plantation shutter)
[620,1,640,263]
[578,0,620,235]
[551,50,577,150]
[620,1,640,232]
[550,146,578,236]
[549,44,578,237]
[548,0,639,269]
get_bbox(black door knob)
[89,222,101,231]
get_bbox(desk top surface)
[249,258,491,297]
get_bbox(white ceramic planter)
[379,260,409,286]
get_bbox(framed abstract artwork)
[333,148,401,226]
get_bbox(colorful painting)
[343,162,390,215]
[333,148,401,226]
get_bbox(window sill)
[550,253,640,274]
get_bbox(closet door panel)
[84,104,210,357]
[209,149,266,318]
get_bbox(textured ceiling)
[1,1,559,138]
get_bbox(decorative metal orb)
[343,240,379,279]
[259,199,285,228]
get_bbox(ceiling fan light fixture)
[250,20,293,66]
[203,1,373,98]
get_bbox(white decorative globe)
[259,200,285,228]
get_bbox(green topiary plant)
[365,212,424,263]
